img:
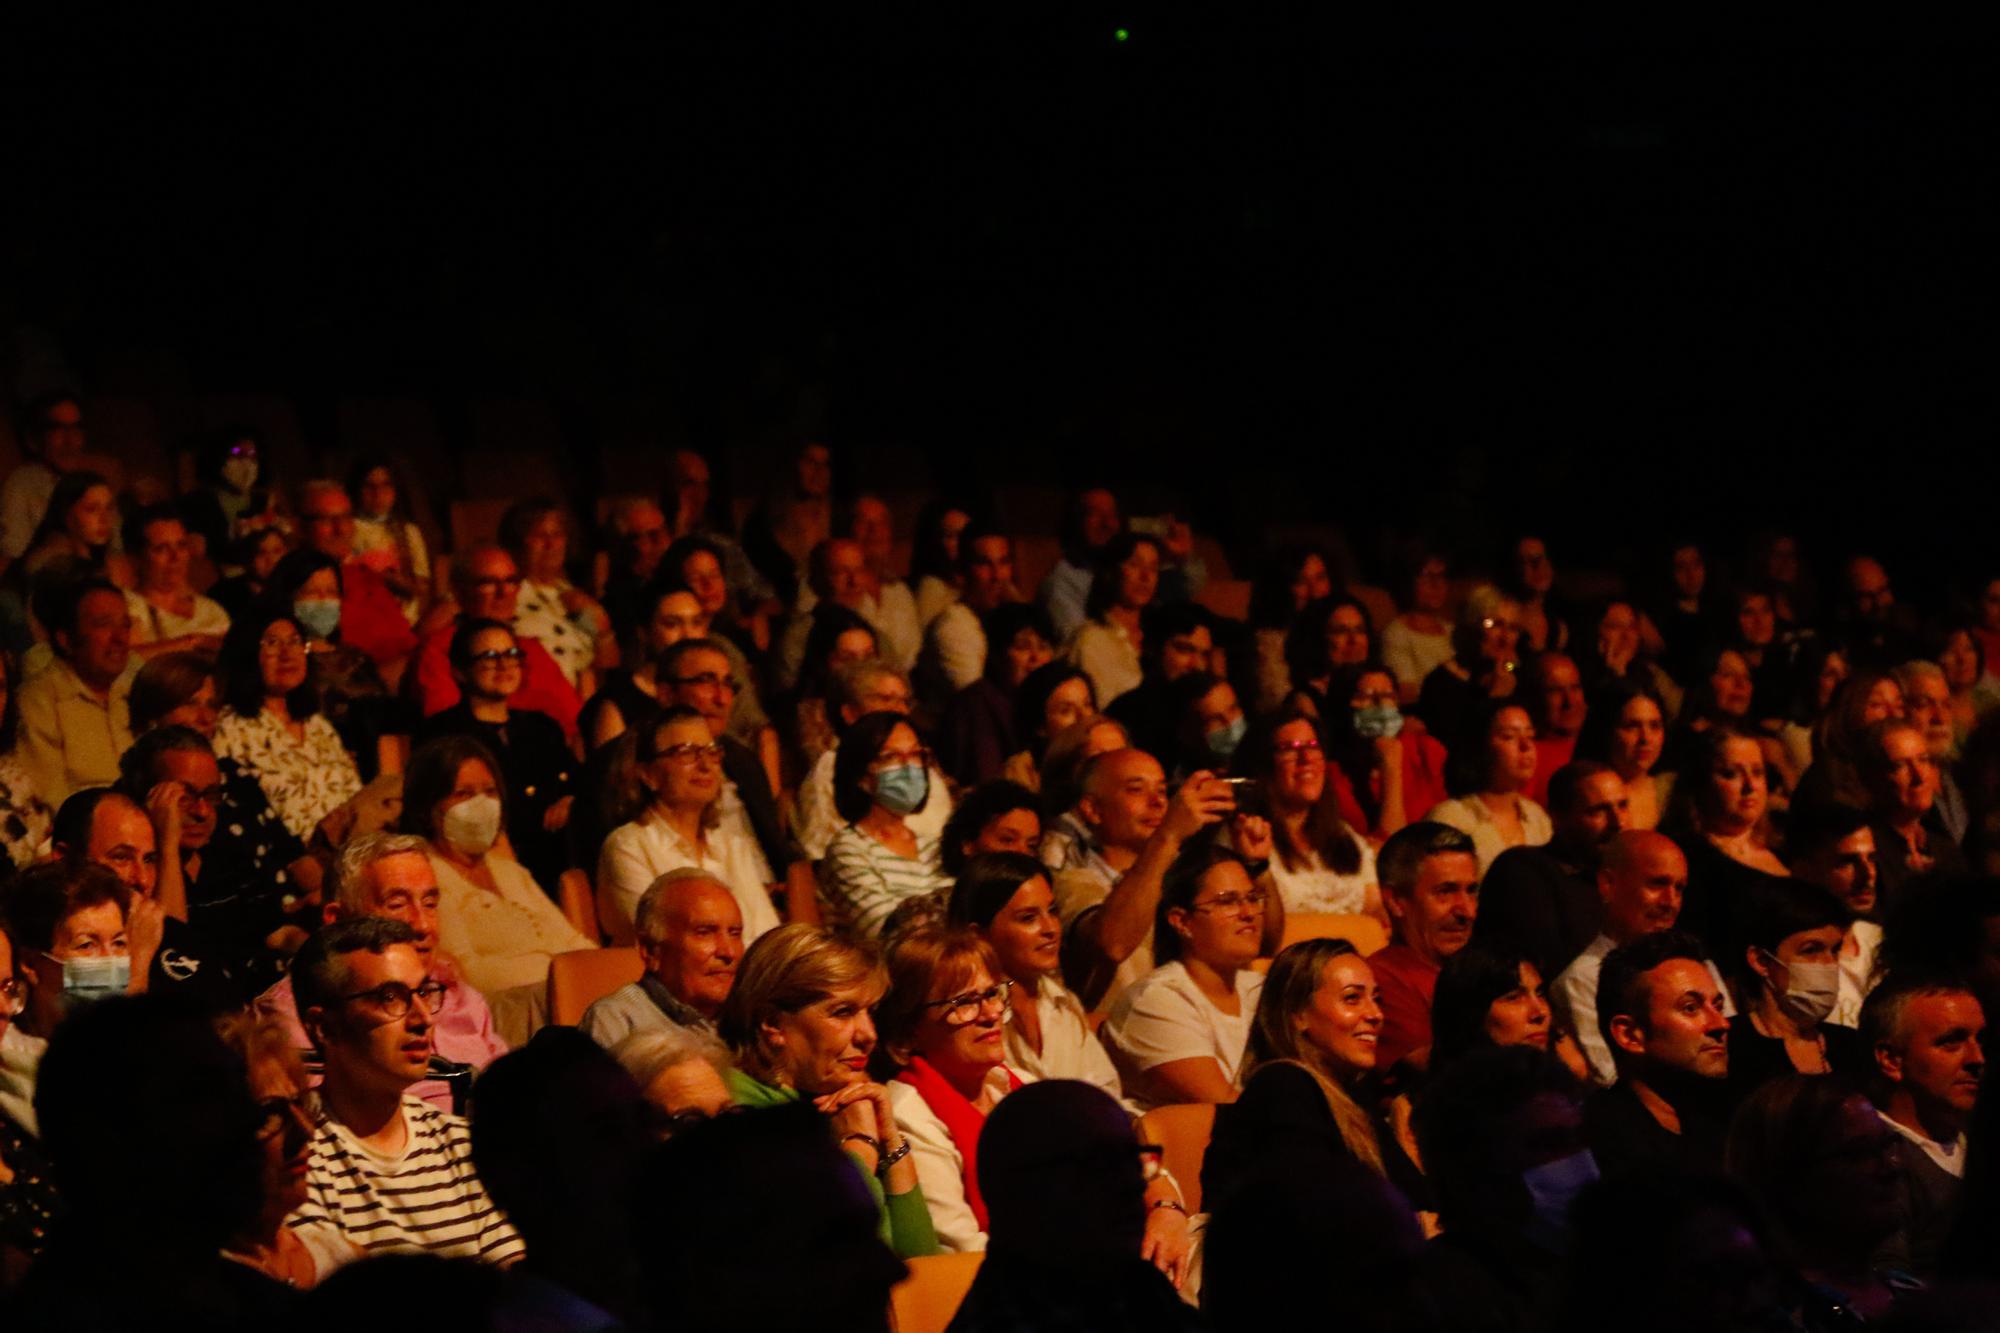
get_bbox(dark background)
[2,15,1993,604]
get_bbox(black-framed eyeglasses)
[654,1103,751,1137]
[254,1092,317,1141]
[470,647,527,664]
[336,978,448,1018]
[871,748,932,772]
[924,980,1013,1027]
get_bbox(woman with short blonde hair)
[717,924,938,1258]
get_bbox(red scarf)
[895,1055,1021,1231]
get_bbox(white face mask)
[1764,950,1840,1026]
[442,794,502,858]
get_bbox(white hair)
[335,832,434,913]
[610,1026,734,1090]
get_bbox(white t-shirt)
[1268,834,1378,916]
[1100,961,1264,1111]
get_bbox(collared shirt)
[0,1023,47,1137]
[597,807,780,946]
[578,977,719,1052]
[430,852,594,1046]
[1003,973,1130,1111]
[255,953,509,1114]
[17,656,135,807]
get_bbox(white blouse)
[429,851,594,1047]
[596,807,780,945]
[124,589,231,645]
[213,708,363,840]
[1268,833,1378,916]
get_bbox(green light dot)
[1114,28,1129,42]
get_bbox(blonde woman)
[718,923,939,1258]
[1202,937,1390,1215]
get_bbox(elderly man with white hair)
[255,831,508,1111]
[1895,658,1970,845]
[581,868,746,1050]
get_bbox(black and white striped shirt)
[292,1095,524,1266]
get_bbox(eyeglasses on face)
[469,647,527,664]
[336,978,449,1018]
[1191,891,1268,915]
[924,980,1014,1026]
[1273,738,1323,761]
[260,634,306,654]
[872,747,931,771]
[654,1103,751,1137]
[657,742,726,766]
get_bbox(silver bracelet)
[876,1139,912,1173]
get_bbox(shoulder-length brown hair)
[1246,938,1385,1175]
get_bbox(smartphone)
[1221,776,1263,806]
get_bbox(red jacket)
[339,561,420,667]
[413,623,582,740]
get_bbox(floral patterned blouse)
[0,753,52,869]
[212,707,364,840]
[514,578,598,690]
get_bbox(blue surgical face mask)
[56,953,131,1010]
[1522,1148,1598,1252]
[293,599,341,641]
[873,763,929,816]
[1206,714,1247,759]
[1353,703,1404,740]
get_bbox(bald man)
[1552,831,1732,1084]
[1053,749,1281,1011]
[581,869,745,1050]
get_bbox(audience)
[1861,973,1986,1276]
[1369,820,1481,1071]
[1101,840,1269,1108]
[498,497,612,692]
[1233,711,1381,919]
[255,831,508,1113]
[1069,532,1165,706]
[1572,677,1672,829]
[397,735,593,1043]
[288,917,525,1264]
[122,500,230,657]
[1583,929,1733,1177]
[9,376,2000,1325]
[1423,698,1553,877]
[18,575,135,805]
[949,852,1125,1102]
[819,710,953,937]
[716,923,939,1257]
[580,867,743,1049]
[1477,760,1628,982]
[212,604,364,841]
[1321,662,1451,842]
[1725,1076,1914,1322]
[416,617,576,889]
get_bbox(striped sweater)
[291,1095,524,1266]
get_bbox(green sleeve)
[852,1153,940,1259]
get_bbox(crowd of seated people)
[6,394,2000,1328]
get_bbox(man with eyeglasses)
[256,832,509,1113]
[291,916,524,1264]
[297,479,419,674]
[413,542,582,742]
[117,724,310,990]
[18,575,136,806]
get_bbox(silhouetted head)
[978,1079,1146,1268]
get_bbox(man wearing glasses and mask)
[290,916,524,1264]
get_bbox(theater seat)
[547,947,643,1027]
[1277,912,1390,957]
[1138,1102,1217,1214]
[888,1251,983,1333]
